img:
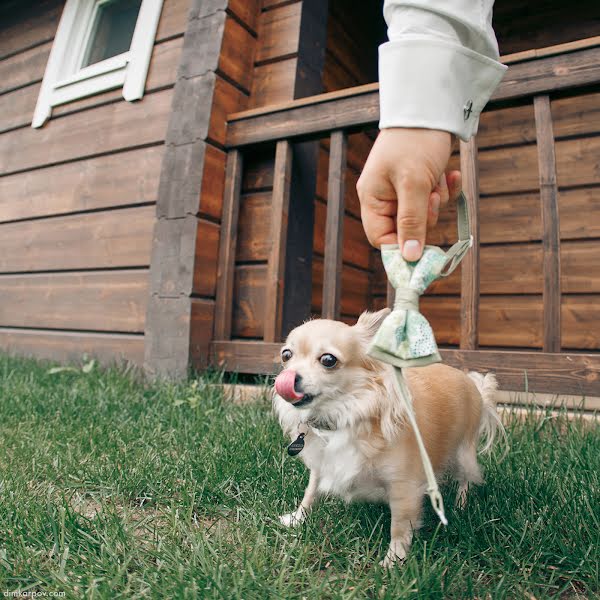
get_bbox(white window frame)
[32,0,164,128]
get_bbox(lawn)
[0,354,598,599]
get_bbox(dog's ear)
[354,308,390,339]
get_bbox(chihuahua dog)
[273,309,504,566]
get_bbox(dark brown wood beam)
[459,137,480,350]
[280,0,329,338]
[226,47,600,148]
[264,140,293,342]
[210,340,600,396]
[214,149,243,340]
[322,130,347,320]
[534,95,561,353]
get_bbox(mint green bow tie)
[368,192,472,369]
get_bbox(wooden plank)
[263,140,292,341]
[1,88,173,175]
[236,192,271,262]
[314,202,370,270]
[500,36,600,65]
[428,192,543,246]
[477,103,537,148]
[232,265,266,338]
[552,91,600,139]
[209,340,600,396]
[560,188,600,240]
[228,0,260,33]
[241,147,275,191]
[219,14,255,92]
[199,143,227,220]
[492,47,600,102]
[421,295,545,349]
[441,349,600,397]
[534,95,561,352]
[459,138,480,350]
[155,0,191,41]
[312,257,370,318]
[214,150,243,340]
[322,130,347,320]
[0,146,163,223]
[255,2,301,64]
[555,135,600,188]
[190,298,216,369]
[0,206,155,272]
[0,328,144,366]
[209,74,246,146]
[249,58,298,108]
[228,48,600,147]
[316,146,361,218]
[478,144,539,195]
[0,270,147,333]
[562,241,600,293]
[0,0,62,60]
[0,41,51,94]
[562,296,600,350]
[192,219,221,297]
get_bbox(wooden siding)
[0,0,190,365]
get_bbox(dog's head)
[274,309,393,423]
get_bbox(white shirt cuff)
[378,38,507,141]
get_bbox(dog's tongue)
[274,370,304,402]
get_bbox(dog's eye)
[319,353,337,368]
[281,348,293,362]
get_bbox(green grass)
[0,354,598,599]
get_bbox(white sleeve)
[379,0,508,140]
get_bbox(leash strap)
[367,191,474,526]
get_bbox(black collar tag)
[287,432,305,456]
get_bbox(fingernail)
[431,193,440,213]
[403,240,422,261]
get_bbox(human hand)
[357,128,462,260]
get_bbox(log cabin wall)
[0,0,191,366]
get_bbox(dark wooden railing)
[211,45,600,397]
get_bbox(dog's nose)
[294,373,303,392]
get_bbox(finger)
[427,191,441,230]
[359,195,398,248]
[437,173,450,207]
[392,174,430,261]
[446,170,462,202]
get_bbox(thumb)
[392,174,431,262]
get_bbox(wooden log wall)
[0,0,191,366]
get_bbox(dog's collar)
[305,416,337,431]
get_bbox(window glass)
[82,0,142,67]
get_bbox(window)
[32,0,164,128]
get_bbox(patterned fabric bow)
[368,192,472,369]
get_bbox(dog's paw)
[279,509,306,528]
[380,541,407,568]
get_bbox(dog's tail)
[467,372,507,455]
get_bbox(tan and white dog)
[273,309,504,567]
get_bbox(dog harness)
[367,192,473,526]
